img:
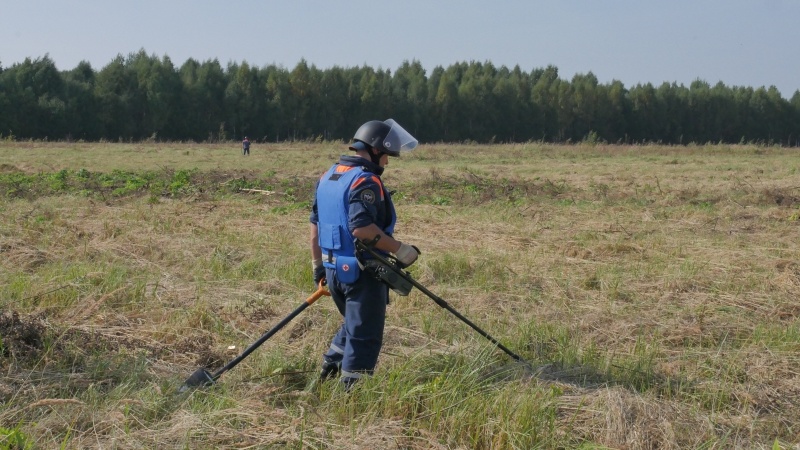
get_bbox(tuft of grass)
[0,424,34,450]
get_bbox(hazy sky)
[2,0,799,98]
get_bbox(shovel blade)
[178,368,215,393]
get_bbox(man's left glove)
[395,242,421,268]
[313,259,326,286]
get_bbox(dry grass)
[1,141,799,448]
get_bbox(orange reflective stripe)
[350,176,368,189]
[335,165,354,173]
[350,175,385,200]
[371,176,385,200]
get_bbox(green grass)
[1,141,800,448]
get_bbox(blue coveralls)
[310,155,396,381]
[242,138,250,155]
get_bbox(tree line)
[1,51,799,145]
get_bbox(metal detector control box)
[363,259,414,296]
[355,238,414,296]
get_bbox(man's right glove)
[395,242,421,268]
[313,259,326,287]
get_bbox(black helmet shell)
[351,120,398,156]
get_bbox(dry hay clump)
[75,399,436,450]
[0,163,23,173]
[0,237,52,270]
[773,259,800,298]
[0,310,161,369]
[407,169,555,204]
[760,187,800,207]
[559,386,715,449]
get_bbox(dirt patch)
[0,311,48,362]
[249,305,278,321]
[762,188,800,207]
[174,334,225,369]
[195,348,226,369]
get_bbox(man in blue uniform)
[309,119,421,389]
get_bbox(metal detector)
[355,240,533,368]
[179,283,330,393]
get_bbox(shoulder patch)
[360,189,376,204]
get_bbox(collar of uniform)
[338,155,384,176]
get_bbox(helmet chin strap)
[368,148,384,166]
[354,145,385,174]
[369,152,382,165]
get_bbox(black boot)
[319,360,341,380]
[340,376,359,392]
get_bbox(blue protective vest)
[316,163,396,269]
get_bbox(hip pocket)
[335,256,360,284]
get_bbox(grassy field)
[1,140,799,449]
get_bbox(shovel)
[179,283,330,392]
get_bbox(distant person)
[242,136,250,156]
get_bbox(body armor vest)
[316,164,396,269]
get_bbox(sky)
[2,0,799,98]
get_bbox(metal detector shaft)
[209,285,330,381]
[356,241,526,363]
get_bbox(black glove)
[313,264,326,286]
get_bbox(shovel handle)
[209,283,330,381]
[306,281,331,305]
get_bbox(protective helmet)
[349,119,418,157]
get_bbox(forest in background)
[1,50,799,145]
